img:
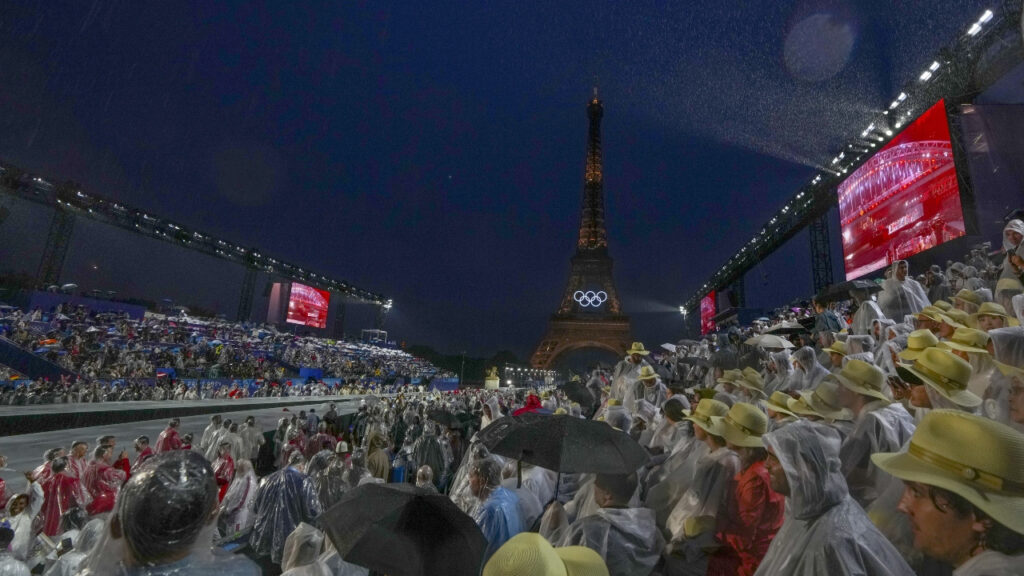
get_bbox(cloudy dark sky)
[0,0,1000,359]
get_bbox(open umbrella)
[764,321,805,335]
[559,380,594,407]
[815,279,882,304]
[426,409,462,429]
[319,483,486,576]
[745,333,794,349]
[476,413,649,475]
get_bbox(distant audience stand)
[0,305,453,405]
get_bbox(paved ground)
[0,397,363,494]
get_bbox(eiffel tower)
[531,89,632,369]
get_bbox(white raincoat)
[839,401,915,510]
[558,507,664,576]
[878,261,930,320]
[755,421,915,576]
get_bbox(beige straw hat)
[937,327,990,355]
[872,410,1024,536]
[828,358,889,403]
[896,347,981,408]
[897,329,939,362]
[714,402,768,448]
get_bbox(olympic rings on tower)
[573,290,608,308]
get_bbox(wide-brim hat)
[828,358,889,403]
[822,340,847,356]
[995,277,1024,296]
[896,347,981,408]
[716,369,742,385]
[971,301,1021,327]
[932,300,953,312]
[872,410,1024,536]
[937,327,989,355]
[994,360,1024,381]
[716,402,768,448]
[483,532,610,576]
[761,391,797,417]
[898,329,939,362]
[637,365,658,381]
[626,342,650,356]
[791,381,855,421]
[937,313,967,330]
[915,307,944,324]
[684,398,730,435]
[953,289,983,307]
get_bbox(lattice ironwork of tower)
[809,211,834,293]
[531,90,632,369]
[36,207,76,286]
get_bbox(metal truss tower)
[36,208,76,286]
[809,212,833,294]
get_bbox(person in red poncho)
[513,394,543,416]
[83,445,127,515]
[709,403,784,576]
[213,441,235,502]
[131,435,155,475]
[155,418,183,452]
[39,457,85,536]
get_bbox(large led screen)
[700,292,716,335]
[838,99,966,280]
[286,282,330,329]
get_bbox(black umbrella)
[319,483,486,576]
[476,413,649,475]
[816,279,882,304]
[426,409,462,429]
[559,380,594,407]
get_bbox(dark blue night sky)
[0,1,997,358]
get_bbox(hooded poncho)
[754,421,914,576]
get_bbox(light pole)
[459,351,466,386]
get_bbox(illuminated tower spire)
[577,87,607,253]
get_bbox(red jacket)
[513,395,543,416]
[213,454,235,502]
[710,460,785,576]
[40,473,84,536]
[155,427,182,452]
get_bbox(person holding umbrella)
[552,472,663,576]
[470,458,524,561]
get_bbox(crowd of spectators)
[0,305,453,405]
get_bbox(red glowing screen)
[838,99,966,280]
[286,282,330,329]
[700,292,716,335]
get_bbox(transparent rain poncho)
[755,421,914,576]
[249,465,323,565]
[839,400,915,510]
[218,459,259,538]
[77,450,260,576]
[0,553,28,576]
[643,430,709,531]
[665,445,741,542]
[42,518,104,576]
[280,522,328,576]
[764,351,795,394]
[557,506,664,576]
[791,347,829,391]
[471,460,524,561]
